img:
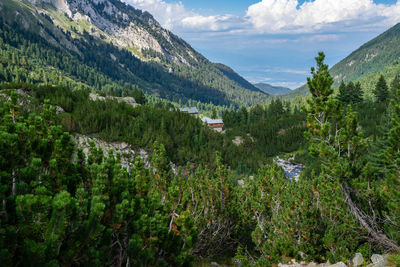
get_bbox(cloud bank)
[246,0,400,33]
[124,0,400,34]
[124,0,241,32]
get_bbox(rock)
[369,254,387,267]
[54,105,65,114]
[232,136,244,146]
[329,262,346,267]
[211,262,221,267]
[353,253,364,266]
[89,93,140,108]
[371,254,384,263]
[73,134,150,170]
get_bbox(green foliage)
[329,23,400,89]
[232,53,400,266]
[304,52,400,259]
[223,99,306,171]
[388,254,400,266]
[337,81,363,105]
[374,75,390,103]
[0,91,194,266]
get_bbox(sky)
[123,0,400,89]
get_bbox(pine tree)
[379,90,400,244]
[337,81,348,103]
[352,82,363,104]
[304,53,400,256]
[0,91,195,265]
[374,75,389,103]
[337,81,363,105]
[390,74,400,99]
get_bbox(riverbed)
[274,157,304,181]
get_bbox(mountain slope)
[330,23,400,83]
[288,23,400,97]
[254,83,292,96]
[0,0,268,106]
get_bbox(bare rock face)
[73,134,150,171]
[27,0,73,17]
[73,134,179,176]
[89,93,141,108]
[27,0,198,65]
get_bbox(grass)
[388,254,400,267]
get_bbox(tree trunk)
[341,182,400,252]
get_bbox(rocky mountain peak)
[26,0,198,65]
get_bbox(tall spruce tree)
[374,75,389,103]
[390,74,400,99]
[337,81,349,103]
[352,82,363,104]
[337,81,363,105]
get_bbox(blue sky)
[125,0,400,89]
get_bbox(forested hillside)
[1,0,400,265]
[287,23,400,98]
[1,52,400,266]
[254,82,292,95]
[0,0,268,107]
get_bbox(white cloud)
[123,0,188,30]
[123,0,400,35]
[266,68,308,75]
[246,0,400,33]
[181,15,243,32]
[123,0,241,32]
[297,34,341,42]
[270,81,303,89]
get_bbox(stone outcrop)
[73,134,150,171]
[73,134,179,176]
[89,93,140,108]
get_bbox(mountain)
[0,0,268,107]
[288,22,400,97]
[254,82,292,96]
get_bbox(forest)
[0,11,268,108]
[1,52,400,266]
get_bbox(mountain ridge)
[254,82,292,96]
[0,0,268,106]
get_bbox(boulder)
[353,253,364,266]
[371,254,384,264]
[211,262,221,267]
[368,254,387,267]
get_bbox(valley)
[0,0,400,266]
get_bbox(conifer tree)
[304,53,400,256]
[374,75,389,103]
[352,82,364,104]
[0,91,194,266]
[390,74,400,99]
[337,81,348,103]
